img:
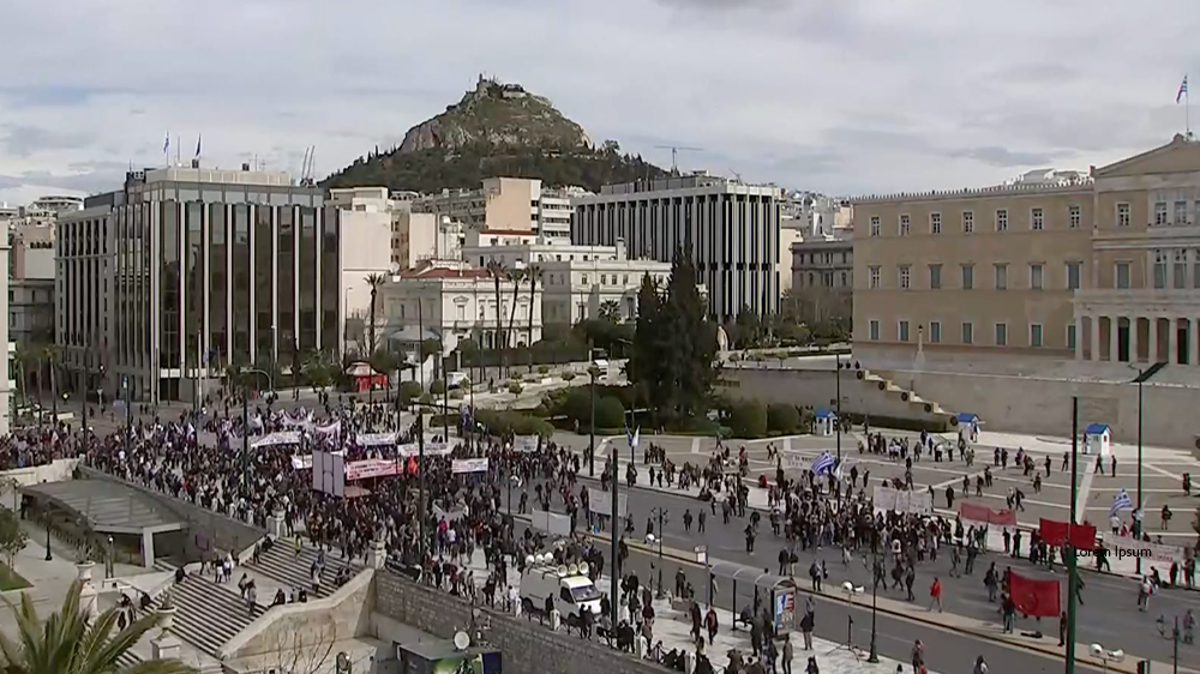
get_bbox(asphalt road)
[512,472,1200,667]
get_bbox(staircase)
[156,574,259,657]
[246,542,360,599]
[856,368,953,418]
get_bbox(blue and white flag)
[812,451,836,476]
[1110,489,1134,517]
[626,423,640,452]
[163,132,170,154]
[194,134,202,159]
[1177,75,1189,104]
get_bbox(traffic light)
[1136,660,1151,674]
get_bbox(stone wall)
[0,458,81,486]
[881,368,1200,449]
[374,570,668,674]
[78,466,265,562]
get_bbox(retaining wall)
[0,458,81,486]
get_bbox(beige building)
[789,235,853,325]
[413,177,577,238]
[853,135,1200,373]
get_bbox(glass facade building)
[57,167,341,403]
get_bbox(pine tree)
[662,244,717,422]
[628,273,667,429]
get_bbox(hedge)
[728,400,768,439]
[398,381,423,402]
[475,409,554,438]
[429,379,446,395]
[766,403,801,434]
[594,396,626,429]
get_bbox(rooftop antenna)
[654,145,703,174]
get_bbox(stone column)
[1190,317,1199,366]
[1168,317,1179,364]
[268,509,286,539]
[76,561,98,623]
[1090,314,1101,362]
[1129,316,1139,363]
[367,537,387,570]
[151,633,182,661]
[1109,315,1119,362]
[1149,317,1159,364]
[1075,315,1085,361]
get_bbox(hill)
[322,76,669,194]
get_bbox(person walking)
[928,577,943,612]
[782,636,794,674]
[910,639,925,674]
[799,608,814,650]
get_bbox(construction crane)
[654,145,703,174]
[299,146,316,186]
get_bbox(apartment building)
[571,173,782,321]
[57,166,343,402]
[413,177,578,238]
[790,235,853,325]
[324,187,393,321]
[9,236,55,344]
[853,134,1200,373]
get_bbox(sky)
[2,0,1199,206]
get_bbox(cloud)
[1,0,1198,200]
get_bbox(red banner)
[1039,519,1097,550]
[958,502,1017,527]
[1008,571,1061,618]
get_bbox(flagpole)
[1065,396,1080,674]
[1187,85,1191,139]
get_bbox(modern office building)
[852,134,1200,373]
[57,166,342,403]
[570,172,782,321]
[414,177,579,238]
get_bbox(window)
[1069,205,1081,229]
[961,322,974,345]
[994,263,1008,290]
[930,212,942,234]
[456,304,465,320]
[1174,249,1188,289]
[994,323,1008,346]
[870,216,881,237]
[1175,200,1188,225]
[1030,263,1044,290]
[899,214,911,236]
[868,266,881,289]
[960,264,974,290]
[1117,203,1131,227]
[929,264,942,289]
[581,274,588,285]
[1115,262,1131,289]
[1194,249,1200,289]
[962,210,974,234]
[929,321,942,344]
[898,320,910,342]
[1153,250,1167,289]
[869,320,880,341]
[995,209,1008,232]
[1066,261,1082,291]
[1067,324,1077,352]
[1030,323,1043,347]
[1031,207,1044,231]
[899,265,911,289]
[1154,202,1168,226]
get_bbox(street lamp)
[868,554,880,663]
[1128,364,1146,574]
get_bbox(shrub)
[418,393,433,405]
[562,371,576,382]
[593,396,626,429]
[728,400,768,438]
[766,403,801,434]
[475,409,553,438]
[508,382,524,395]
[429,379,446,395]
[523,374,540,383]
[398,381,423,401]
[538,364,550,374]
[449,389,464,400]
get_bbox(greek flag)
[163,132,170,154]
[812,451,836,476]
[626,422,640,452]
[1110,489,1134,517]
[1178,75,1189,104]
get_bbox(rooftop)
[21,479,185,535]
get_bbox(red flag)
[1008,571,1061,618]
[1040,518,1069,546]
[1039,519,1097,550]
[959,502,1017,527]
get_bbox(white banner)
[873,486,933,515]
[587,487,627,518]
[1100,533,1185,564]
[514,435,539,453]
[356,432,397,447]
[312,450,345,498]
[452,458,489,474]
[531,509,572,536]
[345,458,401,481]
[312,420,341,436]
[253,431,301,449]
[394,443,453,458]
[292,454,312,470]
[781,452,807,471]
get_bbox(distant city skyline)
[1,0,1197,205]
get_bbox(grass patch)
[0,562,31,591]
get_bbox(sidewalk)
[577,443,1177,583]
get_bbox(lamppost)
[1128,364,1146,574]
[868,552,879,663]
[834,351,843,461]
[651,507,668,598]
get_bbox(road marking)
[929,470,985,491]
[690,437,701,454]
[1074,462,1096,524]
[783,436,792,454]
[1143,463,1184,480]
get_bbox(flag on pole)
[194,134,202,159]
[163,132,170,154]
[1110,489,1134,517]
[1177,75,1188,104]
[626,422,640,452]
[812,451,836,475]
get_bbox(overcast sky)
[2,0,1198,205]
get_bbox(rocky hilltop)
[323,77,667,194]
[397,76,593,154]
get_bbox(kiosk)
[956,413,982,445]
[1084,423,1111,457]
[814,408,835,437]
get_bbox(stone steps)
[246,543,357,600]
[157,574,258,657]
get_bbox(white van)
[446,371,471,389]
[519,558,603,620]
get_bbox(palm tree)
[41,344,61,422]
[12,343,34,411]
[364,273,388,359]
[484,258,508,382]
[598,300,622,323]
[0,580,196,674]
[505,268,526,377]
[525,264,542,371]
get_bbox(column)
[1168,317,1179,364]
[1090,314,1101,362]
[1149,317,1159,364]
[1190,317,1199,366]
[1075,315,1085,361]
[1128,316,1139,363]
[1109,315,1119,362]
[141,530,155,570]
